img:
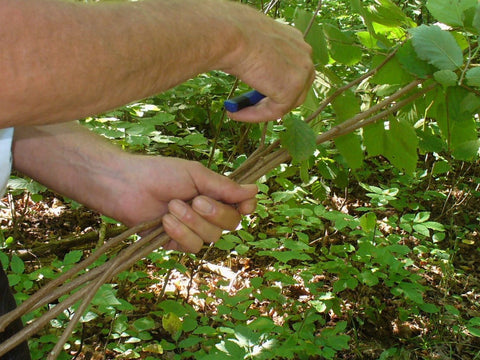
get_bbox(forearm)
[1,0,240,127]
[12,122,129,216]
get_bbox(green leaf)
[162,312,182,336]
[0,252,9,270]
[467,326,480,337]
[434,70,458,88]
[363,120,386,157]
[420,303,440,314]
[414,211,430,223]
[134,317,155,331]
[370,55,413,85]
[444,304,460,316]
[384,118,418,174]
[413,224,430,237]
[10,255,24,275]
[158,300,186,316]
[473,4,480,32]
[359,212,377,232]
[280,114,316,162]
[410,25,463,70]
[358,271,379,286]
[63,250,83,265]
[178,133,208,146]
[335,132,364,169]
[257,250,311,263]
[356,31,378,49]
[367,0,410,27]
[465,67,480,87]
[294,8,329,65]
[324,24,363,65]
[397,282,424,304]
[433,87,480,160]
[396,40,435,78]
[179,336,202,349]
[426,0,477,27]
[216,339,246,358]
[215,238,236,251]
[92,284,122,306]
[332,91,364,169]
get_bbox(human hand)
[110,156,257,253]
[219,2,315,122]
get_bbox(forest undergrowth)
[1,154,479,359]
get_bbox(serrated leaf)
[410,25,463,70]
[426,0,477,27]
[465,67,480,87]
[434,70,458,87]
[396,40,435,78]
[368,0,410,27]
[384,118,418,174]
[280,115,316,162]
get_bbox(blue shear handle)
[224,90,266,112]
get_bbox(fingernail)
[193,197,213,215]
[169,200,187,218]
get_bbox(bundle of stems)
[0,66,436,357]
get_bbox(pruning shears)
[224,90,265,112]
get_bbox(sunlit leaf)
[426,0,477,27]
[410,25,463,70]
[162,312,182,336]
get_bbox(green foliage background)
[2,0,480,359]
